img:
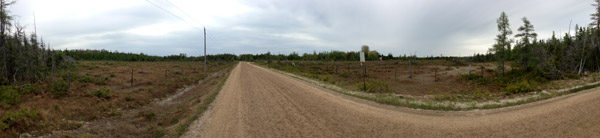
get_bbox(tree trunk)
[1,1,7,79]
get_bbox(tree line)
[0,0,73,84]
[62,49,237,62]
[3,0,599,84]
[489,0,600,79]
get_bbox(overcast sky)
[7,0,596,57]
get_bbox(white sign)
[360,51,365,62]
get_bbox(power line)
[160,0,227,43]
[163,0,203,26]
[155,0,226,45]
[144,0,202,31]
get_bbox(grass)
[170,63,234,137]
[87,87,113,99]
[47,80,69,97]
[256,61,600,111]
[0,86,20,108]
[0,61,237,137]
[340,81,600,111]
[354,79,389,93]
[0,108,40,136]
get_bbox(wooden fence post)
[481,66,484,77]
[434,69,437,82]
[468,64,471,75]
[394,67,397,81]
[335,65,338,74]
[409,59,413,79]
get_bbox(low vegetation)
[0,61,236,136]
[264,62,600,110]
[252,0,600,110]
[256,58,600,111]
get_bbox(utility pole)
[204,27,207,72]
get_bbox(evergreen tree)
[514,17,537,70]
[0,0,14,80]
[491,12,513,75]
[591,0,600,29]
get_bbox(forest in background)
[0,0,600,135]
[2,1,600,84]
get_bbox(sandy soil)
[183,62,600,137]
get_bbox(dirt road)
[183,62,600,137]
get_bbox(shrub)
[451,59,465,66]
[339,72,353,78]
[461,74,482,81]
[318,75,335,83]
[19,84,38,94]
[77,74,94,83]
[565,74,580,79]
[505,80,536,94]
[0,77,8,85]
[461,74,489,85]
[138,111,155,122]
[88,87,112,99]
[48,80,69,97]
[0,86,20,108]
[77,74,107,84]
[0,108,39,130]
[125,95,134,101]
[355,80,389,93]
[491,77,511,85]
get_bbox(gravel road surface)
[183,62,600,137]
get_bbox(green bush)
[0,108,39,130]
[125,95,134,101]
[0,77,8,85]
[0,86,20,108]
[505,80,537,94]
[138,111,155,122]
[48,80,69,96]
[355,80,389,93]
[461,74,482,81]
[77,74,107,84]
[88,87,112,99]
[77,74,94,83]
[339,72,353,78]
[19,84,38,94]
[461,74,489,85]
[318,75,335,83]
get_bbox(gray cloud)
[8,0,597,57]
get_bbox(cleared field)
[258,60,501,95]
[0,61,236,137]
[256,60,600,102]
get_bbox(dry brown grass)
[260,60,500,96]
[0,61,236,137]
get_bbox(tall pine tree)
[514,17,537,70]
[491,12,513,75]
